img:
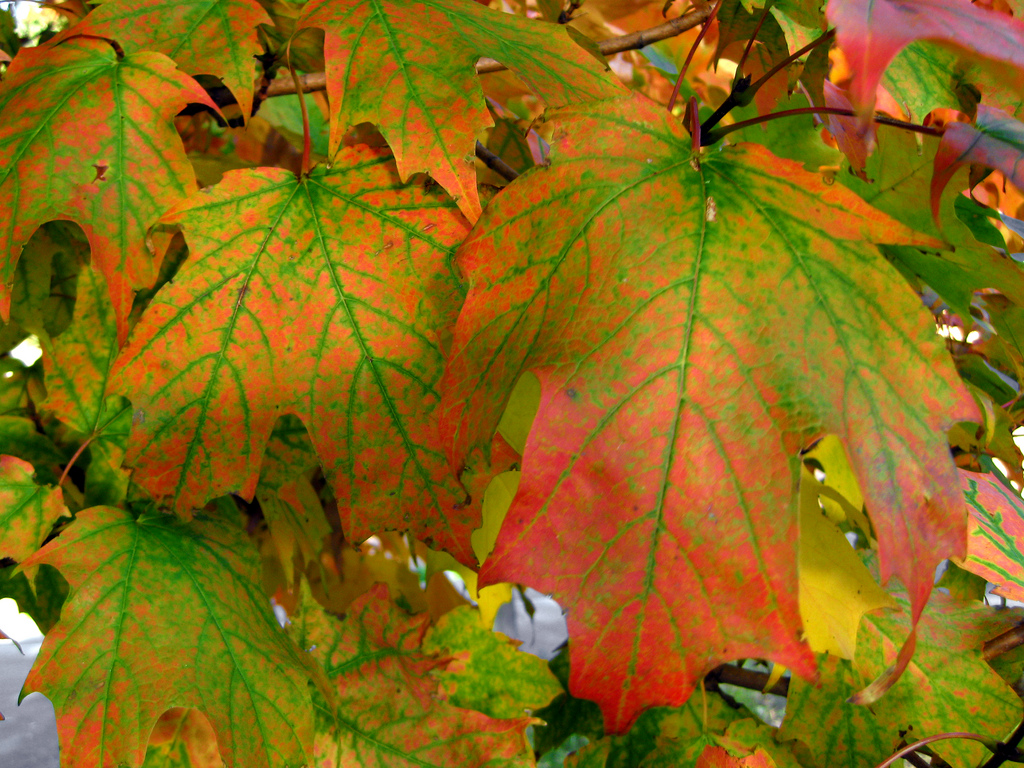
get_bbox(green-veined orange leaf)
[22,506,316,768]
[53,0,271,120]
[0,454,66,562]
[441,92,976,732]
[296,0,623,220]
[0,38,214,342]
[111,148,476,562]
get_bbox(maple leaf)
[931,105,1024,225]
[693,745,775,768]
[21,506,316,768]
[557,691,744,768]
[780,591,1021,768]
[0,454,67,562]
[958,469,1024,603]
[52,0,271,121]
[291,583,535,768]
[0,38,214,343]
[826,0,1024,117]
[881,42,979,123]
[421,604,563,719]
[797,465,896,660]
[441,93,976,731]
[296,0,623,220]
[111,148,476,562]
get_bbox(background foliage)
[3,0,1024,766]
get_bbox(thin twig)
[668,0,722,113]
[736,1,772,76]
[702,106,942,145]
[874,734,1001,768]
[265,5,716,98]
[475,140,519,182]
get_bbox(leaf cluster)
[4,0,1024,766]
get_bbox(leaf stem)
[668,0,722,113]
[699,28,835,137]
[264,5,717,98]
[287,39,312,176]
[58,436,94,490]
[873,733,1003,768]
[702,106,942,145]
[736,1,773,76]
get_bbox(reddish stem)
[872,733,997,768]
[668,0,723,113]
[287,39,312,176]
[747,28,834,99]
[736,2,772,75]
[703,106,942,145]
[688,95,701,152]
[58,436,94,489]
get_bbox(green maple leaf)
[780,591,1021,768]
[881,42,979,123]
[296,0,623,220]
[291,583,535,768]
[0,38,214,343]
[421,604,563,720]
[441,92,976,731]
[52,0,271,120]
[111,148,477,563]
[0,454,67,562]
[22,506,317,768]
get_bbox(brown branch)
[475,140,520,182]
[706,664,789,697]
[703,106,942,145]
[983,623,1024,661]
[265,5,715,98]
